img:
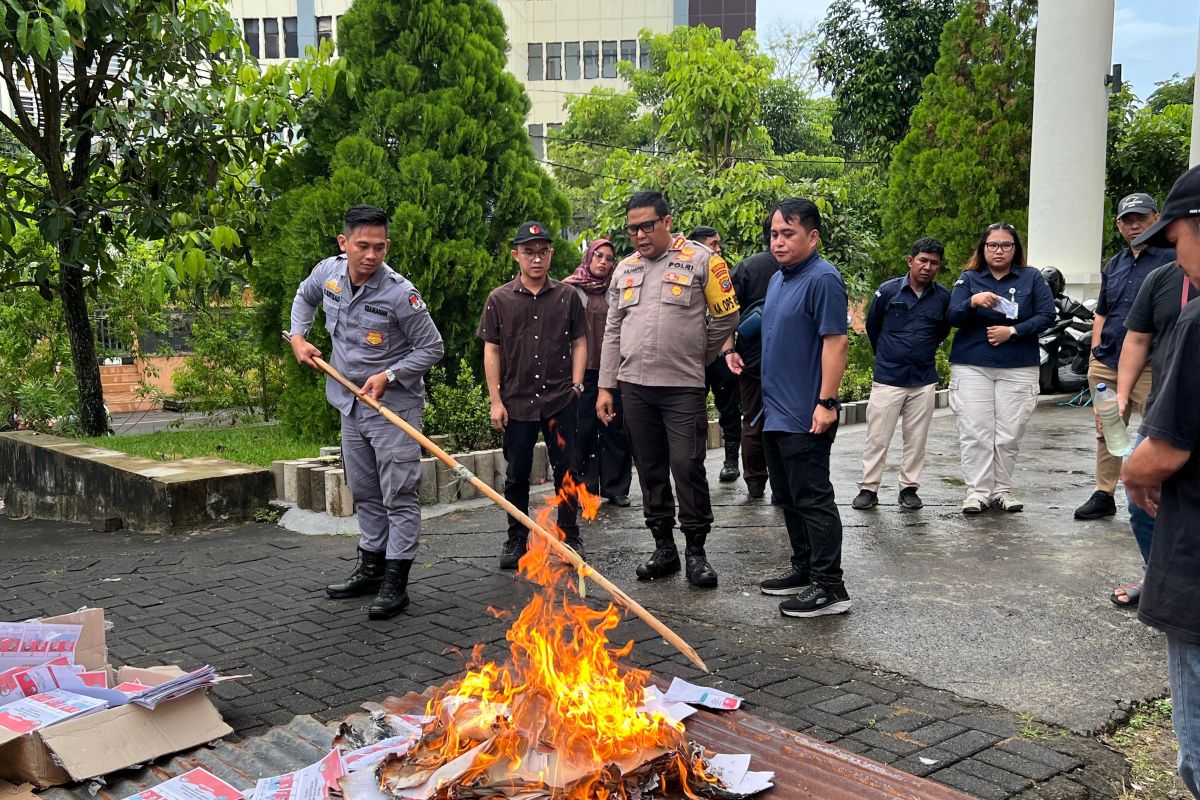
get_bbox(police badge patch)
[365,330,384,346]
[408,291,425,312]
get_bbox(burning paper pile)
[328,478,773,800]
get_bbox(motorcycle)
[1038,267,1095,395]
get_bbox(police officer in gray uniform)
[289,205,444,620]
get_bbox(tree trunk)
[58,258,108,436]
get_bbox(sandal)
[1110,582,1141,608]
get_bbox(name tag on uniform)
[323,288,341,301]
[364,303,389,317]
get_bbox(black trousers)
[620,382,712,534]
[575,369,632,499]
[503,397,579,541]
[763,428,844,590]
[739,374,769,490]
[706,357,741,461]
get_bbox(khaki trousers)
[858,382,937,493]
[949,364,1039,501]
[1086,357,1151,493]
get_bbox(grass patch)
[1103,698,1190,799]
[82,425,326,468]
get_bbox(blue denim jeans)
[1126,431,1155,565]
[1168,635,1200,798]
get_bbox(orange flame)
[419,473,702,793]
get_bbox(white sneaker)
[962,495,987,515]
[992,492,1024,512]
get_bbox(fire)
[389,474,720,798]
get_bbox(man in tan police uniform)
[597,190,740,587]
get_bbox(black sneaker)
[759,567,811,596]
[499,538,526,570]
[1074,490,1116,520]
[779,584,852,618]
[851,489,878,510]
[608,494,631,507]
[719,460,740,482]
[898,487,923,510]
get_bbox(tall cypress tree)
[881,0,1036,275]
[251,0,569,439]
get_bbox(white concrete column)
[1026,0,1115,299]
[1191,17,1200,168]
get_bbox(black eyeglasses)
[984,242,1015,252]
[519,248,552,261]
[624,217,663,236]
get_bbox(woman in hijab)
[564,239,633,506]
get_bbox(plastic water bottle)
[1093,383,1132,457]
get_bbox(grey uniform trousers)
[341,400,423,559]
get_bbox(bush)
[839,331,874,401]
[423,358,500,453]
[171,303,287,422]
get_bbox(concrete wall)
[0,432,273,533]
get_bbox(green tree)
[1146,75,1195,114]
[760,80,839,157]
[813,0,957,154]
[0,0,337,435]
[881,0,1037,276]
[251,0,569,441]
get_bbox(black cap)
[514,221,553,244]
[1116,192,1157,218]
[1135,166,1200,247]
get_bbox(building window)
[545,42,562,80]
[316,16,332,44]
[639,41,651,70]
[283,17,298,58]
[601,41,617,78]
[263,18,279,59]
[620,40,636,66]
[527,43,543,81]
[564,42,580,80]
[583,41,599,79]
[243,18,260,59]
[528,123,544,161]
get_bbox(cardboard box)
[0,611,232,788]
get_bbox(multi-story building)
[224,0,754,158]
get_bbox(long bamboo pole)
[286,335,708,673]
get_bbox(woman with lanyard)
[564,238,634,507]
[947,222,1056,514]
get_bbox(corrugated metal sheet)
[41,716,337,800]
[39,689,972,800]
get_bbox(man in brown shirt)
[478,221,588,569]
[597,191,740,588]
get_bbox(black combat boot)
[635,524,680,580]
[368,559,412,620]
[683,530,718,588]
[326,547,386,598]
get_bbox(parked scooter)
[1038,267,1095,394]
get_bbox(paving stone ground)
[3,509,1128,799]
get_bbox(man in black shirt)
[723,248,782,498]
[1122,164,1200,799]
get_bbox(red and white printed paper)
[0,689,107,735]
[249,749,346,800]
[0,622,82,671]
[121,768,244,800]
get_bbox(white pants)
[949,364,1039,500]
[858,382,937,493]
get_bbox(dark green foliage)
[814,0,956,154]
[251,0,570,438]
[1146,75,1194,115]
[760,80,840,157]
[882,0,1036,274]
[422,358,500,452]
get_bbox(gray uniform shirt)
[289,255,445,415]
[599,235,740,389]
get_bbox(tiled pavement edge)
[2,517,1127,800]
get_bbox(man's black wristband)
[719,348,737,358]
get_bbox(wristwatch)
[719,348,737,358]
[385,368,396,384]
[818,397,841,411]
[571,382,585,395]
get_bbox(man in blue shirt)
[756,199,851,617]
[853,238,951,511]
[1074,193,1174,521]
